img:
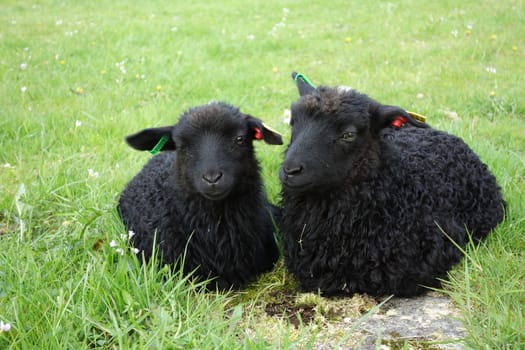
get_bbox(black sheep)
[118,102,282,290]
[279,73,505,297]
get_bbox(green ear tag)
[294,73,317,89]
[149,135,169,155]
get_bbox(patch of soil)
[265,301,316,328]
[0,222,17,235]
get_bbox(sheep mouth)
[281,180,313,191]
[200,188,232,201]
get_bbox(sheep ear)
[125,126,176,151]
[245,115,283,145]
[292,71,316,96]
[369,102,428,134]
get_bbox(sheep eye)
[234,136,245,145]
[341,132,356,142]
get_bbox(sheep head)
[126,102,282,200]
[280,73,426,193]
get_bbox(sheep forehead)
[181,103,244,134]
[294,87,369,127]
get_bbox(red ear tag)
[253,127,263,140]
[391,116,407,128]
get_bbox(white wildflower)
[75,120,82,127]
[109,240,117,247]
[115,248,124,255]
[115,60,127,74]
[0,321,11,332]
[88,168,99,178]
[20,62,28,70]
[3,163,11,168]
[128,230,136,239]
[132,248,140,254]
[269,8,289,36]
[485,66,497,74]
[21,86,27,93]
[282,109,291,125]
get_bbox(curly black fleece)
[280,87,505,297]
[118,103,279,290]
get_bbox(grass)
[1,0,524,348]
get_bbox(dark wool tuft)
[280,85,505,297]
[118,102,281,290]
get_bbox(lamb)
[118,102,282,290]
[279,72,506,297]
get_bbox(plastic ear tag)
[149,135,169,155]
[294,73,316,89]
[262,122,282,137]
[253,127,263,140]
[391,116,407,128]
[407,111,427,123]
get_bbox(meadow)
[1,0,524,348]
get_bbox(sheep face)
[125,102,282,200]
[175,113,251,200]
[280,86,424,192]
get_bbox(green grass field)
[1,0,524,348]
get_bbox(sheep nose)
[283,165,304,176]
[202,171,223,184]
